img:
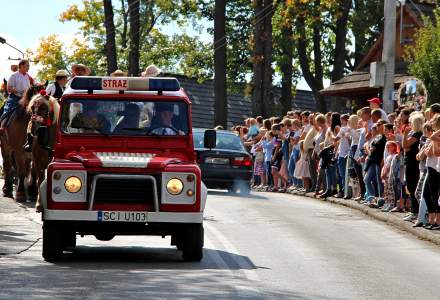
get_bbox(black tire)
[42,221,63,262]
[62,230,77,249]
[171,234,183,251]
[181,223,204,262]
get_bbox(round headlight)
[166,178,183,195]
[64,176,82,193]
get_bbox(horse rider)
[45,70,69,99]
[0,59,33,130]
[23,70,68,151]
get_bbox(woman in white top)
[423,114,440,229]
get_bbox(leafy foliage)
[34,0,212,80]
[405,9,440,105]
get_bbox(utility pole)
[382,0,397,113]
[214,0,227,128]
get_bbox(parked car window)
[193,131,246,151]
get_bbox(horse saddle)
[0,105,25,129]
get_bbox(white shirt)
[302,124,311,136]
[427,155,439,171]
[8,72,31,97]
[150,127,177,135]
[350,128,361,146]
[46,82,64,97]
[336,126,351,157]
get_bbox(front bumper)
[43,209,203,223]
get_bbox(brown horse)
[0,84,45,201]
[25,92,59,211]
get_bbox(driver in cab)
[150,103,184,136]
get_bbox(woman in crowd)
[402,113,424,221]
[313,114,328,197]
[334,114,351,198]
[423,114,440,229]
[320,113,341,198]
[413,122,434,226]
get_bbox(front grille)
[92,175,161,204]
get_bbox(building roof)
[320,71,413,96]
[407,0,436,24]
[175,75,316,128]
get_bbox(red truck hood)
[65,151,181,170]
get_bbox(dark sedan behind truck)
[193,129,253,194]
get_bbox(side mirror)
[204,129,216,149]
[37,126,49,147]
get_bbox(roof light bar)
[70,76,180,92]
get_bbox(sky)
[0,0,313,91]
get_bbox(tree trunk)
[214,0,228,128]
[331,0,352,82]
[295,0,326,112]
[120,0,128,49]
[262,0,274,117]
[252,0,274,118]
[279,24,293,115]
[252,0,264,117]
[103,0,118,75]
[128,0,140,76]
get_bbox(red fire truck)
[38,76,214,262]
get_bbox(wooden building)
[320,0,436,109]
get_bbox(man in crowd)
[368,97,389,122]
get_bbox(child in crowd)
[381,141,400,211]
[294,141,311,189]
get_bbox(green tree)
[58,0,211,78]
[33,35,70,81]
[405,10,440,105]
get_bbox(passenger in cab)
[113,103,141,134]
[70,101,111,134]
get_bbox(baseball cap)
[368,97,382,105]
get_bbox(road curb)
[282,190,440,246]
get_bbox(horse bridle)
[31,91,55,127]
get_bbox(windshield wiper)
[71,125,110,138]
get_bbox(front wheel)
[42,221,63,262]
[181,223,204,262]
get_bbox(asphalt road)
[1,191,440,300]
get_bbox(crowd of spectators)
[233,99,440,229]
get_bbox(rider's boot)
[23,133,33,152]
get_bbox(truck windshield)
[61,99,189,136]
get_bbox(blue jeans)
[417,172,428,224]
[1,94,21,119]
[325,164,337,192]
[337,156,347,193]
[364,163,383,198]
[288,148,302,187]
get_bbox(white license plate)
[98,211,148,222]
[205,157,229,164]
